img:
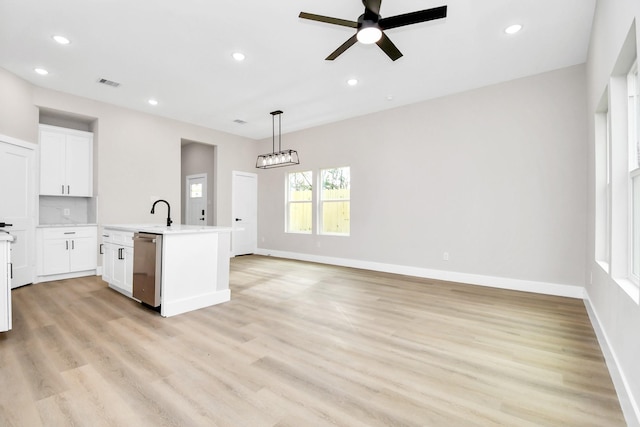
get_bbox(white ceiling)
[0,0,595,140]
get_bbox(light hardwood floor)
[0,255,625,426]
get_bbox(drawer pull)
[64,232,76,235]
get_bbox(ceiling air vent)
[97,78,120,88]
[233,119,247,125]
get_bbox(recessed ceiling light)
[148,99,158,106]
[347,78,358,86]
[52,35,70,45]
[232,52,245,61]
[34,68,48,75]
[504,24,522,34]
[386,95,394,101]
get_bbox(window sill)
[596,260,610,274]
[613,276,640,304]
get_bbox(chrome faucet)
[150,199,172,226]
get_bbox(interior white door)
[185,173,207,226]
[0,137,36,288]
[231,171,257,256]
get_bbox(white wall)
[30,88,257,227]
[586,1,640,425]
[257,65,588,290]
[0,68,38,143]
[0,68,257,229]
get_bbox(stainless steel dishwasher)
[132,232,162,307]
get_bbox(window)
[319,167,350,235]
[593,27,639,301]
[595,100,611,269]
[190,183,203,198]
[628,61,640,282]
[286,171,312,233]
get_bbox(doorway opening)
[181,141,216,225]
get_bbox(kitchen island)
[102,224,232,317]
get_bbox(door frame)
[185,173,208,226]
[0,133,38,287]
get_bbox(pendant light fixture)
[256,110,300,169]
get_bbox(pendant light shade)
[256,110,300,169]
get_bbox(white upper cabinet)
[39,125,93,197]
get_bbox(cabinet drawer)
[102,230,134,247]
[42,226,97,240]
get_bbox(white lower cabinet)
[102,229,134,297]
[36,226,98,282]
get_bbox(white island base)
[103,225,231,317]
[160,231,230,317]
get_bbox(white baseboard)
[35,269,98,284]
[160,290,230,318]
[253,249,585,299]
[584,292,640,427]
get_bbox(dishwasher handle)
[133,235,157,243]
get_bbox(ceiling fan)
[299,0,447,61]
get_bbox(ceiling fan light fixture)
[357,25,382,44]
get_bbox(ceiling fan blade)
[299,12,358,28]
[376,33,403,61]
[379,5,447,30]
[362,0,382,16]
[326,34,358,60]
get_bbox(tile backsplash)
[39,196,97,225]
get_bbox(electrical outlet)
[63,208,70,216]
[443,251,449,261]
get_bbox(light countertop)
[104,224,232,235]
[0,232,14,242]
[37,223,98,228]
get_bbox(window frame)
[628,60,640,284]
[318,166,351,236]
[285,170,313,234]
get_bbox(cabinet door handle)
[66,240,69,250]
[72,240,75,250]
[99,243,104,255]
[61,184,65,194]
[67,185,70,194]
[118,248,124,260]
